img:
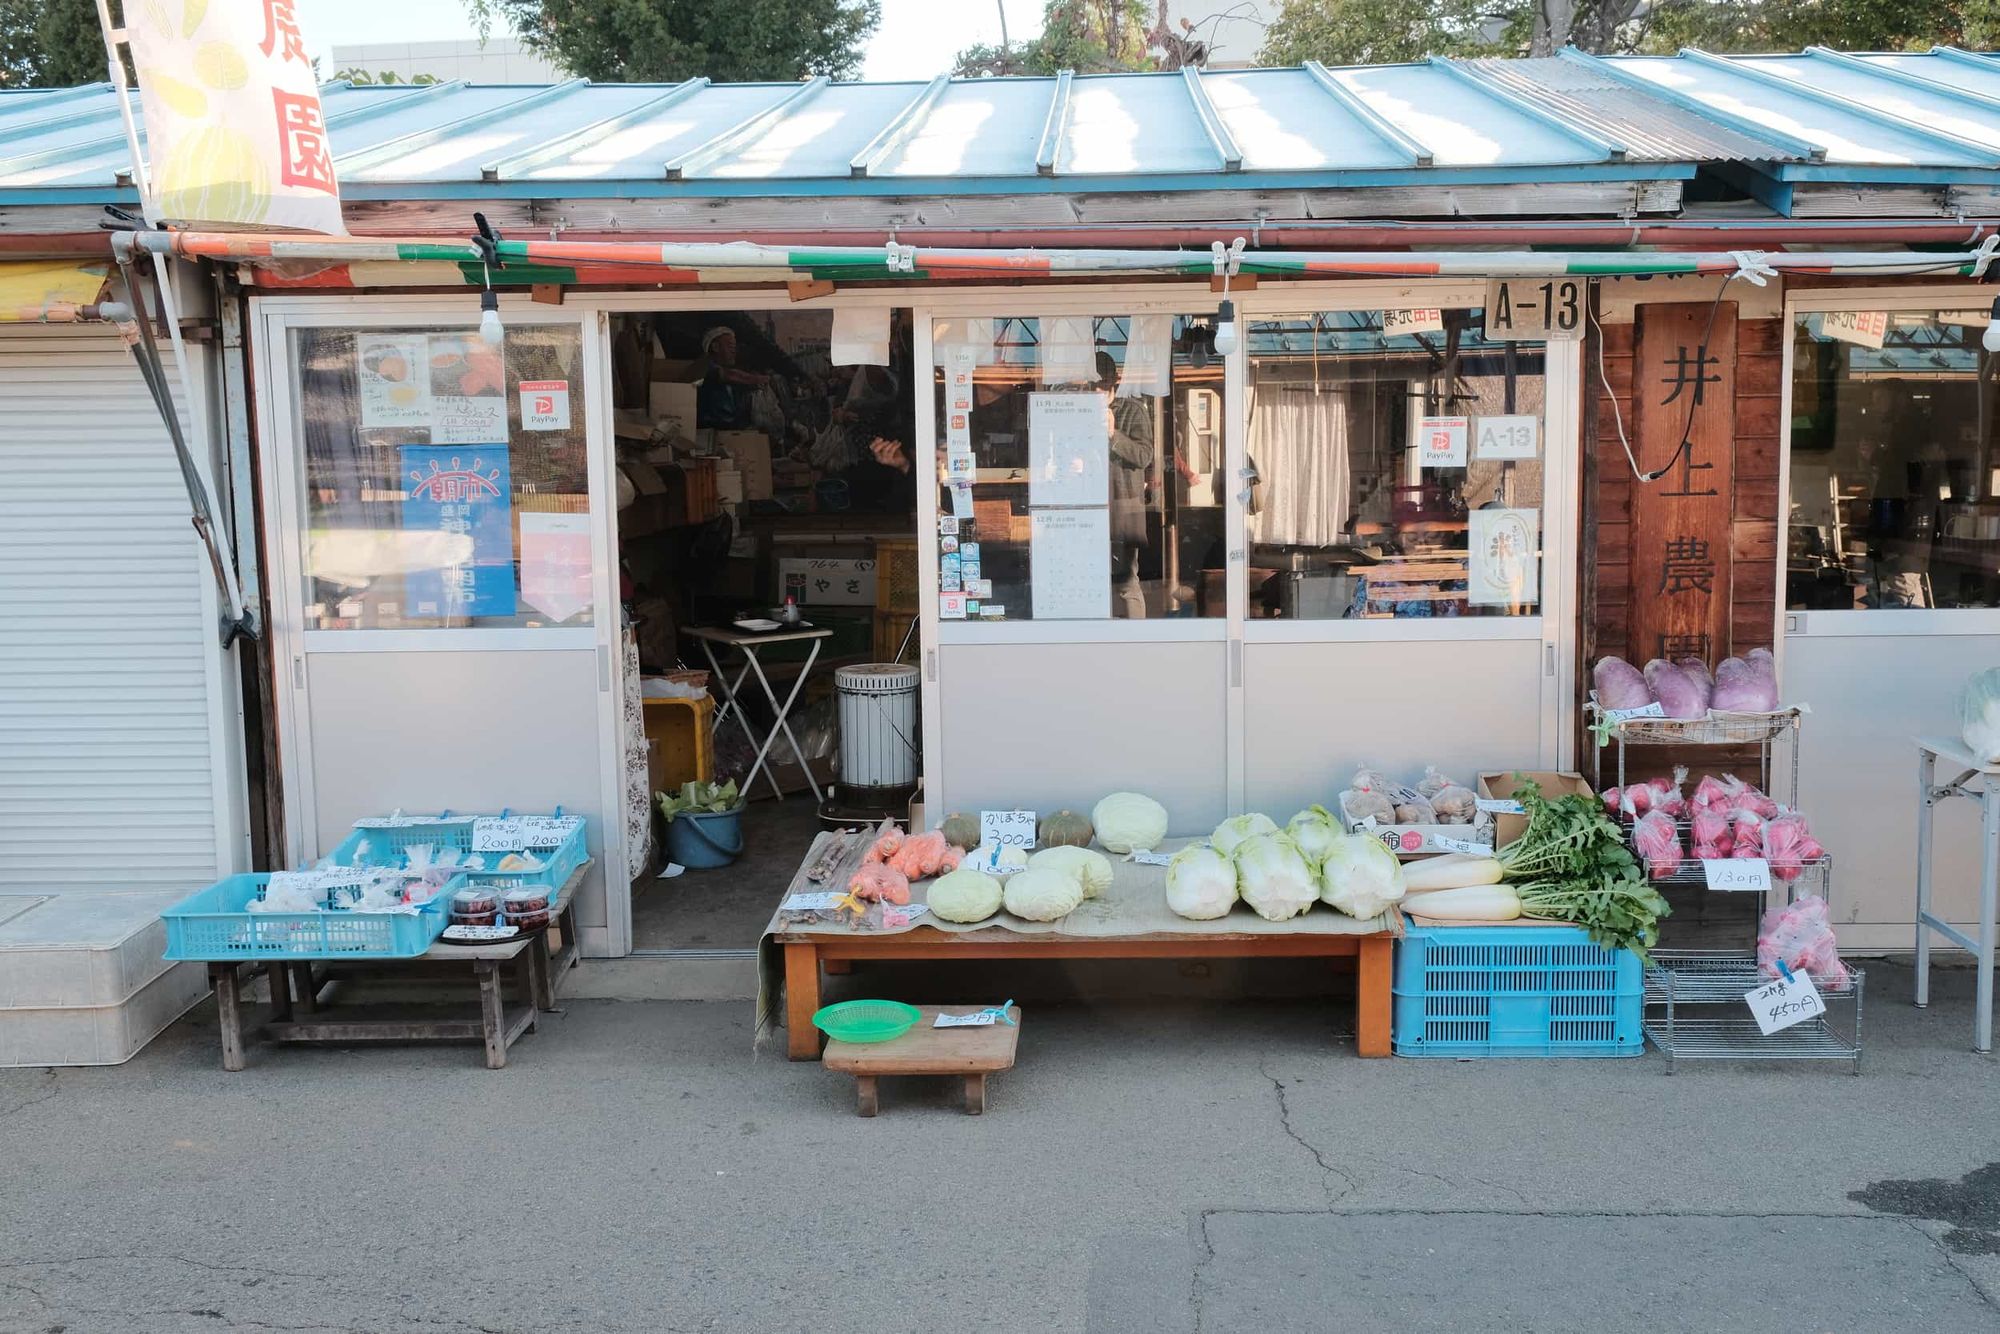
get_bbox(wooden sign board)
[1629,302,1736,665]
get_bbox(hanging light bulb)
[478,287,504,347]
[1983,294,2000,353]
[1213,298,1239,356]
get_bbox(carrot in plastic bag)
[848,863,910,905]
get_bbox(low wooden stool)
[823,1005,1020,1116]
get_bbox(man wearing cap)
[695,325,770,429]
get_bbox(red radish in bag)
[1729,810,1767,859]
[1634,809,1683,879]
[1764,813,1824,882]
[1691,806,1733,859]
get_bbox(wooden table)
[824,1005,1020,1116]
[778,927,1393,1061]
[205,868,585,1071]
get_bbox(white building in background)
[1162,1,1274,68]
[330,37,564,83]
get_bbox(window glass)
[1787,308,1998,611]
[1244,309,1545,619]
[292,324,592,630]
[931,315,1224,620]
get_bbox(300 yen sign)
[980,810,1037,848]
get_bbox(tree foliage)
[468,0,880,82]
[956,0,1157,76]
[0,0,112,88]
[1260,0,2000,62]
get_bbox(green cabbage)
[1002,867,1084,921]
[1285,805,1341,868]
[1093,792,1170,853]
[1233,832,1317,921]
[1318,833,1407,920]
[1166,844,1238,920]
[1028,845,1114,899]
[1211,812,1278,859]
[927,868,1002,923]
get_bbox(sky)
[299,0,1048,79]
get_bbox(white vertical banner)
[1117,313,1172,398]
[121,0,346,233]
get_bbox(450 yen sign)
[1485,279,1586,341]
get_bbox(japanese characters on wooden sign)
[1630,302,1737,665]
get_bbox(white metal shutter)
[0,325,230,891]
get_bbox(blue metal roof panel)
[1203,68,1409,171]
[868,77,1051,178]
[1606,54,1991,166]
[696,80,928,179]
[512,83,795,181]
[1763,53,2000,154]
[1059,72,1219,175]
[1329,64,1604,165]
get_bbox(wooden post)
[476,960,508,1069]
[784,943,822,1061]
[265,963,292,1023]
[1355,936,1393,1057]
[854,1073,879,1117]
[963,1073,987,1115]
[211,963,245,1072]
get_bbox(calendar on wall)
[1030,508,1110,620]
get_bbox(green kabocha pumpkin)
[1039,809,1095,848]
[940,811,982,851]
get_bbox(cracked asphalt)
[2,960,1997,1333]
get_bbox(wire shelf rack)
[1643,950,1863,1073]
[1623,817,1832,895]
[1590,705,1805,749]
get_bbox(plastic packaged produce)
[1643,659,1708,719]
[1711,652,1780,712]
[1677,657,1714,692]
[848,863,911,905]
[1393,793,1439,824]
[1317,833,1407,919]
[1728,810,1766,859]
[1419,768,1479,824]
[1233,832,1318,922]
[887,830,952,879]
[1757,895,1849,985]
[927,868,1002,923]
[1002,867,1084,921]
[1592,655,1652,710]
[1763,812,1825,882]
[1691,805,1733,860]
[1211,812,1279,859]
[1962,667,2000,763]
[1633,809,1683,879]
[1165,844,1239,920]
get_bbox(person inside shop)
[695,325,770,430]
[1098,350,1156,617]
[836,315,920,513]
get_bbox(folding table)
[1913,735,2000,1053]
[682,624,832,802]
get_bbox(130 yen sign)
[1744,971,1826,1036]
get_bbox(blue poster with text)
[401,444,517,619]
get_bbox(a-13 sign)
[1485,279,1587,341]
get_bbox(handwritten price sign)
[980,810,1038,849]
[1744,971,1826,1035]
[1702,858,1772,893]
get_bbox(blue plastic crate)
[162,873,458,961]
[1393,922,1644,1058]
[328,812,586,898]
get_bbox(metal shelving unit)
[1588,702,1863,1070]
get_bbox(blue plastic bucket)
[666,807,745,869]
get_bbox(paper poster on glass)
[1038,315,1096,385]
[1117,313,1172,397]
[428,334,509,445]
[1415,416,1469,469]
[401,445,517,619]
[1028,392,1110,506]
[518,512,591,622]
[1031,507,1111,619]
[1467,507,1540,607]
[357,335,431,427]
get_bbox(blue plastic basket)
[162,873,460,961]
[1393,922,1644,1058]
[327,812,587,897]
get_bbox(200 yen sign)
[1484,278,1586,341]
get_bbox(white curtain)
[1247,383,1352,548]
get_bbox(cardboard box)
[648,380,699,439]
[1476,770,1595,848]
[1340,788,1494,858]
[716,429,772,501]
[715,467,745,506]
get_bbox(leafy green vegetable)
[655,779,741,821]
[1497,776,1671,959]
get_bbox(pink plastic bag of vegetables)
[1729,810,1767,859]
[1593,656,1651,711]
[1633,809,1683,879]
[1691,805,1733,859]
[1644,659,1709,719]
[1764,813,1825,882]
[1757,895,1848,985]
[1712,652,1780,712]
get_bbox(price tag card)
[471,817,527,852]
[1432,834,1492,855]
[1744,971,1826,1035]
[1474,414,1539,461]
[1127,849,1174,867]
[518,815,582,850]
[980,810,1037,848]
[1604,702,1666,723]
[780,891,846,912]
[935,1010,999,1028]
[1474,798,1524,815]
[1702,858,1772,893]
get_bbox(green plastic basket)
[813,999,920,1044]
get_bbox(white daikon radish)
[1401,885,1522,921]
[1400,853,1504,894]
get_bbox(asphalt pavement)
[1,960,1996,1333]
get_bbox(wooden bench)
[823,1005,1020,1115]
[778,927,1393,1061]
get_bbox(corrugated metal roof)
[6,49,2000,207]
